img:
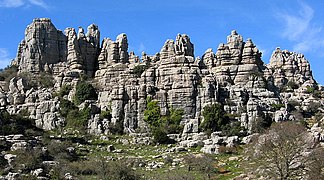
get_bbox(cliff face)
[6,18,323,133]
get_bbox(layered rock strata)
[4,18,323,134]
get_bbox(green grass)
[41,132,243,179]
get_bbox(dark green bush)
[65,108,91,131]
[74,81,98,105]
[0,140,11,152]
[271,103,285,110]
[0,155,6,175]
[38,72,54,88]
[58,84,72,98]
[222,121,246,137]
[184,154,216,174]
[199,104,228,133]
[108,121,124,135]
[46,140,77,162]
[0,110,43,136]
[151,127,169,144]
[0,65,18,84]
[59,96,91,132]
[287,81,299,89]
[143,97,184,144]
[143,97,160,127]
[306,86,315,94]
[133,64,147,78]
[99,110,112,120]
[59,99,78,118]
[100,160,141,180]
[12,148,44,173]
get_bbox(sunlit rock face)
[9,18,322,133]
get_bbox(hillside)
[0,18,323,179]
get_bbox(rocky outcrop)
[65,28,83,72]
[14,18,100,77]
[14,18,67,74]
[266,47,316,89]
[5,18,324,135]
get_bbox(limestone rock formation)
[4,18,323,136]
[14,18,100,77]
[267,47,316,89]
[65,27,83,72]
[14,18,67,74]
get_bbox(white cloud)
[28,0,48,9]
[138,42,146,53]
[0,0,24,7]
[276,1,324,53]
[0,0,48,9]
[257,45,268,58]
[0,48,12,68]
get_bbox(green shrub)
[58,84,72,98]
[152,127,169,144]
[0,65,18,80]
[59,99,78,118]
[65,107,91,131]
[0,155,7,174]
[99,110,112,120]
[38,72,54,88]
[143,97,184,144]
[222,121,246,137]
[46,140,77,162]
[12,148,44,173]
[104,160,141,180]
[74,81,98,105]
[59,96,91,132]
[287,81,299,89]
[143,97,161,126]
[108,121,124,135]
[133,64,147,78]
[0,110,43,136]
[306,86,315,94]
[184,154,216,174]
[271,103,285,110]
[199,104,228,133]
[169,107,184,127]
[0,139,11,152]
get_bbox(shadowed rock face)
[8,18,322,133]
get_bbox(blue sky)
[0,0,323,85]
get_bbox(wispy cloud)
[0,0,24,7]
[138,42,146,53]
[28,0,47,9]
[276,1,324,53]
[0,48,12,68]
[0,0,48,9]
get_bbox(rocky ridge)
[4,18,323,138]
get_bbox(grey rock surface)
[4,18,323,136]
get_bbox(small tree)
[74,81,98,105]
[143,97,184,144]
[244,121,318,179]
[143,97,160,127]
[132,64,147,78]
[287,81,299,89]
[0,65,18,87]
[199,104,228,133]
